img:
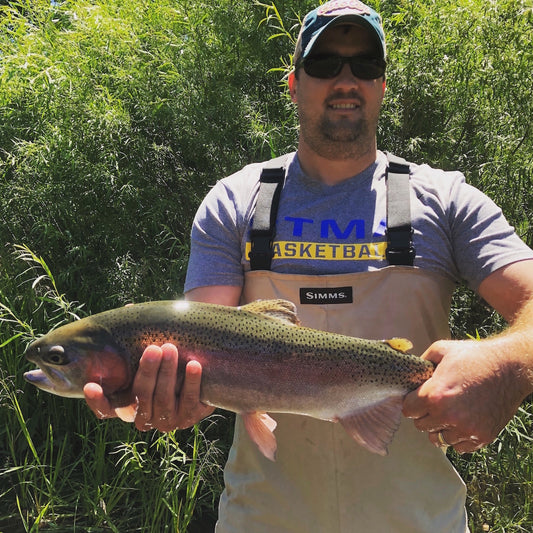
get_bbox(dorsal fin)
[240,299,300,326]
[385,338,413,353]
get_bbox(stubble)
[298,94,377,161]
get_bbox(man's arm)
[186,285,242,306]
[84,285,241,431]
[403,259,533,453]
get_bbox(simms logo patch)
[300,287,353,305]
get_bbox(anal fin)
[338,396,404,456]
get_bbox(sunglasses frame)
[297,54,386,80]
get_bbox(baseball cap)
[294,0,386,64]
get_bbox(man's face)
[289,24,386,160]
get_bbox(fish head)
[24,318,134,405]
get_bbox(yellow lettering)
[245,241,387,261]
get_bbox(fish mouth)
[24,367,84,398]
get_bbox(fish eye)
[43,346,68,366]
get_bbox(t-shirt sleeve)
[449,178,533,290]
[184,180,245,292]
[184,163,263,293]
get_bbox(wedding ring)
[436,431,449,448]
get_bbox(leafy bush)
[379,0,532,249]
[0,0,293,308]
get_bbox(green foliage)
[449,406,533,532]
[379,0,532,247]
[0,0,292,308]
[0,0,532,531]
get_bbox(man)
[85,1,533,531]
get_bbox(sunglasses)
[298,54,386,80]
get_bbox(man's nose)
[332,63,361,87]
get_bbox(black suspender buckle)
[248,232,275,271]
[385,226,416,266]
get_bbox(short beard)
[300,114,373,160]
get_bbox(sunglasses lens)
[303,56,343,78]
[302,55,385,80]
[351,60,385,80]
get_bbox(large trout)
[24,299,434,459]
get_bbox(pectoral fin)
[115,404,138,423]
[242,411,278,461]
[338,396,404,456]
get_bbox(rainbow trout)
[24,299,434,459]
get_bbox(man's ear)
[288,70,298,103]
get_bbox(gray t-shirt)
[185,151,533,292]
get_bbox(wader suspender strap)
[385,152,416,266]
[249,153,416,270]
[249,154,289,271]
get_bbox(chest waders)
[216,154,469,533]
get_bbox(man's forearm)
[496,297,533,398]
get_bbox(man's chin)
[321,112,365,134]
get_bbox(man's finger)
[402,386,429,419]
[83,382,116,419]
[176,360,204,428]
[133,345,164,430]
[151,343,180,431]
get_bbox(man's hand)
[84,343,215,432]
[404,262,533,453]
[402,338,529,453]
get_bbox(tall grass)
[0,247,228,531]
[453,408,533,532]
